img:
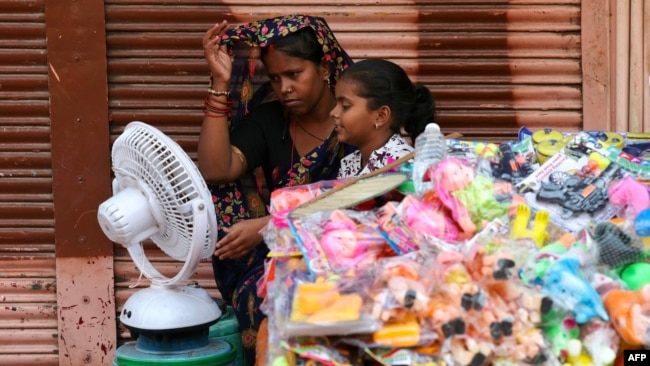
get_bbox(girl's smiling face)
[330,79,378,146]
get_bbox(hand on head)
[203,20,232,89]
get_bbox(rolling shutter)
[0,1,58,365]
[105,0,581,344]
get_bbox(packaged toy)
[429,157,509,238]
[602,284,650,347]
[290,209,392,278]
[542,256,609,324]
[515,143,623,233]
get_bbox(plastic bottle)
[412,123,447,195]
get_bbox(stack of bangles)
[204,90,232,118]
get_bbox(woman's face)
[330,79,377,146]
[263,48,329,116]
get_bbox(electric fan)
[97,122,228,361]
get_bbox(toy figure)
[430,157,508,238]
[608,175,650,217]
[541,310,580,361]
[448,337,493,366]
[602,283,650,347]
[510,203,550,248]
[376,201,420,254]
[471,248,553,324]
[542,256,609,324]
[318,210,379,270]
[490,143,535,184]
[467,247,552,365]
[400,194,460,242]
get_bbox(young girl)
[330,58,436,178]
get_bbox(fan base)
[114,338,235,365]
[120,285,222,331]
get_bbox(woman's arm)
[197,20,244,183]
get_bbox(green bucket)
[209,306,245,366]
[113,338,235,366]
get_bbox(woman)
[198,14,354,365]
[330,58,435,178]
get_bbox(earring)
[326,78,331,89]
[374,123,379,130]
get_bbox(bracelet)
[207,94,233,106]
[208,88,231,98]
[204,96,232,121]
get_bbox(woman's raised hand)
[203,20,232,89]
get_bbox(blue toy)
[542,256,609,324]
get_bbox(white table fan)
[97,121,222,335]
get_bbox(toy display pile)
[258,125,650,366]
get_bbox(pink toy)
[319,210,385,270]
[401,194,459,242]
[430,157,508,238]
[608,175,650,217]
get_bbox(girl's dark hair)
[339,59,435,142]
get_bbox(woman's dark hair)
[260,27,329,79]
[339,59,435,142]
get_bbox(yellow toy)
[290,280,363,323]
[372,312,422,347]
[511,204,550,248]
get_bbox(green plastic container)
[113,338,235,365]
[209,306,245,366]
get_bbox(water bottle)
[412,123,447,195]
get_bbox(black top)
[231,100,355,192]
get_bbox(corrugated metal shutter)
[104,0,581,343]
[0,0,58,365]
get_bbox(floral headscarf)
[220,14,353,119]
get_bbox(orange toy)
[602,283,650,347]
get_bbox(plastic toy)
[376,201,420,254]
[608,175,650,216]
[542,256,609,324]
[431,157,508,238]
[634,207,650,249]
[537,139,566,164]
[541,310,579,360]
[590,221,646,269]
[565,339,595,366]
[602,284,650,347]
[400,194,459,242]
[619,262,650,291]
[510,203,550,248]
[490,143,535,184]
[536,161,622,218]
[448,337,493,366]
[580,320,619,366]
[532,128,563,147]
[372,312,422,348]
[320,217,368,268]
